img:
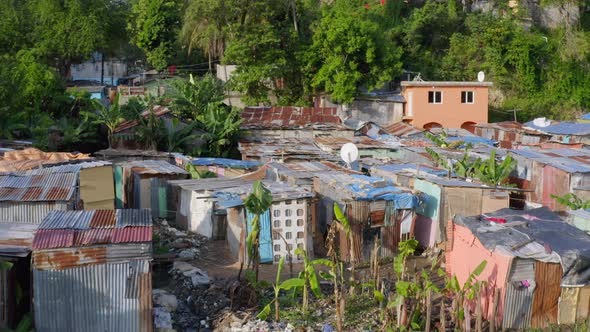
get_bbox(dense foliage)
[3,0,590,150]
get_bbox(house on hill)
[400,81,492,130]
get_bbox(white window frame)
[428,91,443,104]
[461,91,475,104]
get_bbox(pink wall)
[402,85,489,129]
[446,221,513,322]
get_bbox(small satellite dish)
[477,71,485,82]
[340,143,359,166]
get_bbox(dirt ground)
[189,240,441,284]
[190,240,307,282]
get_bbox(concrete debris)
[153,307,173,330]
[177,249,197,260]
[153,289,178,312]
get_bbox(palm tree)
[135,106,165,151]
[181,0,227,70]
[91,94,124,148]
[164,117,199,153]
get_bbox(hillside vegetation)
[1,0,590,143]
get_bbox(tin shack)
[314,173,422,262]
[0,167,80,224]
[0,223,37,329]
[115,160,189,218]
[215,181,315,264]
[447,207,590,329]
[509,148,590,210]
[32,209,153,332]
[371,163,512,248]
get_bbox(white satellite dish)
[532,117,551,128]
[477,71,485,82]
[340,143,359,166]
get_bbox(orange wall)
[402,85,489,129]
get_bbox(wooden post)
[490,289,500,332]
[476,288,483,332]
[426,290,432,332]
[440,299,446,332]
[464,302,471,332]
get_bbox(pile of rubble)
[154,220,208,261]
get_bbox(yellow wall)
[80,166,115,210]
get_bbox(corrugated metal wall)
[33,259,152,332]
[532,262,562,328]
[503,259,535,329]
[0,268,7,328]
[0,202,69,224]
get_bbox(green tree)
[129,0,181,70]
[135,106,165,151]
[28,0,111,78]
[195,103,242,157]
[307,0,403,103]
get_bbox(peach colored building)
[400,81,492,132]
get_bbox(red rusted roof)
[32,210,152,250]
[381,122,423,137]
[241,106,344,130]
[113,105,172,133]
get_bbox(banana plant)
[295,247,333,314]
[425,147,449,169]
[475,150,516,186]
[244,181,273,282]
[442,260,488,326]
[256,256,305,321]
[184,163,217,179]
[551,193,590,210]
[453,153,482,179]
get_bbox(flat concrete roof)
[401,81,493,87]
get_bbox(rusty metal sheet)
[90,210,116,228]
[532,262,562,328]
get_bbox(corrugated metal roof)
[371,163,449,177]
[118,160,188,175]
[510,148,590,173]
[116,209,152,227]
[32,209,152,249]
[382,122,423,137]
[315,172,419,208]
[524,120,590,136]
[191,157,261,169]
[239,138,340,162]
[401,81,493,87]
[0,169,78,202]
[241,106,345,130]
[33,259,152,331]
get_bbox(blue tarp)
[524,120,590,136]
[191,158,261,169]
[446,136,496,147]
[345,174,421,208]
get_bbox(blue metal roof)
[524,121,590,136]
[191,158,261,169]
[446,136,497,147]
